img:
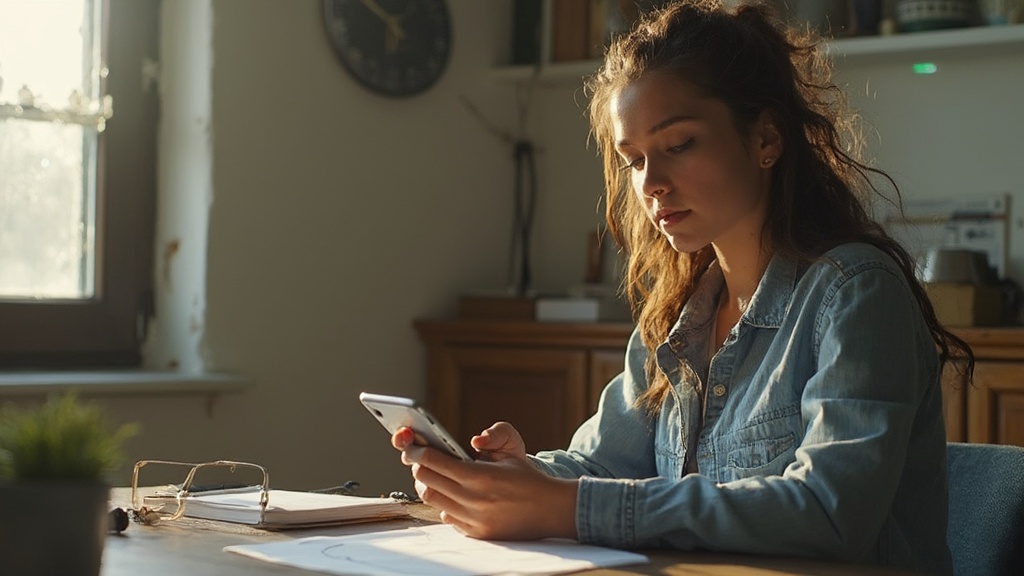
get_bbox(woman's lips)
[656,209,689,227]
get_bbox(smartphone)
[358,392,472,461]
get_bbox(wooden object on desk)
[415,319,633,453]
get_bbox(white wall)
[95,4,1024,496]
[834,48,1024,285]
[529,80,611,291]
[198,0,524,494]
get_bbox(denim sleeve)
[530,328,658,480]
[567,262,943,563]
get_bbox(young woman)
[392,1,972,573]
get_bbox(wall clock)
[323,0,452,98]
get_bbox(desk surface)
[103,490,915,576]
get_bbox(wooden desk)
[103,490,916,576]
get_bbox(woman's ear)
[755,110,784,167]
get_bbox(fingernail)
[397,427,414,445]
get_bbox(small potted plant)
[0,394,137,576]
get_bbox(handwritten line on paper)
[224,524,648,576]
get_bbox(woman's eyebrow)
[648,114,698,135]
[616,114,698,147]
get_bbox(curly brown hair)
[585,0,973,411]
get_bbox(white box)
[535,297,631,322]
[536,298,600,322]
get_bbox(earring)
[761,157,775,167]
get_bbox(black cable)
[512,140,537,296]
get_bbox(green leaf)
[0,393,138,482]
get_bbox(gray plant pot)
[0,481,110,576]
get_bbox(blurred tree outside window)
[0,0,106,298]
[0,0,157,368]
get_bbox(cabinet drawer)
[967,361,1024,447]
[431,346,588,453]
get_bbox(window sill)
[0,370,252,401]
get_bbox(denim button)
[712,384,727,397]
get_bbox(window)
[0,0,158,368]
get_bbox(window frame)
[0,0,159,369]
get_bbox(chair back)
[946,442,1024,576]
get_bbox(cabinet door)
[967,361,1024,447]
[433,346,587,453]
[588,350,626,416]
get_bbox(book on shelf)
[143,488,408,529]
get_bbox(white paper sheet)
[224,524,648,576]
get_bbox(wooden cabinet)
[414,320,633,452]
[951,328,1024,447]
[416,321,1024,451]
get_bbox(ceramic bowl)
[920,248,996,284]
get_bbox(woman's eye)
[621,157,645,171]
[668,138,695,154]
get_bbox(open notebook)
[144,488,409,529]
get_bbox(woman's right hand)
[392,420,577,541]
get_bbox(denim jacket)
[533,243,953,575]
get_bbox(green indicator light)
[913,62,938,74]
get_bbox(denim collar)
[741,252,800,329]
[665,259,724,356]
[667,251,801,352]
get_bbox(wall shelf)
[491,23,1024,86]
[830,22,1024,58]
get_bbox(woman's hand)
[391,422,578,541]
[469,421,529,462]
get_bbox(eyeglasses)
[129,459,270,525]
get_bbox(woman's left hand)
[394,423,578,541]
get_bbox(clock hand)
[386,14,409,54]
[358,0,394,23]
[384,23,402,54]
[359,0,406,54]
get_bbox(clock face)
[323,0,452,97]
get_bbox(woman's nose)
[639,162,669,198]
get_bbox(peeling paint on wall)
[162,239,181,286]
